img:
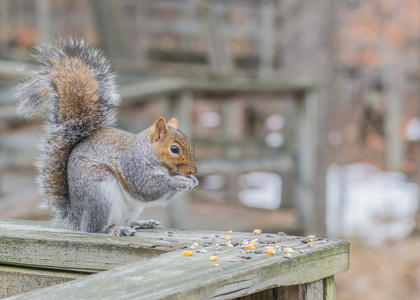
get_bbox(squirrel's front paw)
[175,175,198,190]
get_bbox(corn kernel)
[267,249,276,255]
[209,256,218,261]
[309,239,314,242]
[245,245,255,250]
[284,248,295,254]
[265,246,275,253]
[183,251,193,256]
[249,241,258,246]
[253,229,262,235]
[226,236,231,240]
[191,243,199,250]
[228,230,232,234]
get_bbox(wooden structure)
[0,219,349,299]
[0,0,333,237]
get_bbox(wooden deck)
[0,219,349,299]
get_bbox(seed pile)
[180,229,326,263]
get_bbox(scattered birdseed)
[278,232,287,236]
[284,248,295,254]
[245,245,255,250]
[191,243,199,250]
[253,229,262,235]
[183,251,193,256]
[254,250,263,254]
[203,244,211,247]
[284,254,292,259]
[228,231,232,234]
[265,246,275,253]
[267,249,276,255]
[209,256,218,261]
[226,236,231,240]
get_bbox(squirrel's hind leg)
[67,159,125,234]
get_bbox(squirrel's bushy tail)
[14,38,121,221]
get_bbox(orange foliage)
[339,0,420,67]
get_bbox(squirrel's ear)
[151,117,169,143]
[167,118,179,130]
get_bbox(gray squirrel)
[14,38,198,236]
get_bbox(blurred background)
[0,0,419,299]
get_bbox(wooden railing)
[0,219,349,299]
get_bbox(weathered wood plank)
[119,78,187,102]
[5,229,349,300]
[119,77,312,102]
[0,219,173,271]
[189,79,312,93]
[0,265,84,299]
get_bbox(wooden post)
[134,1,149,68]
[196,0,233,74]
[92,0,133,63]
[0,0,11,56]
[294,93,316,235]
[383,66,404,171]
[258,1,275,78]
[35,0,53,43]
[280,0,336,237]
[221,98,243,203]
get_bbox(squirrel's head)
[150,117,197,177]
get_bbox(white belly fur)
[100,180,180,226]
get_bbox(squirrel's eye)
[170,145,180,154]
